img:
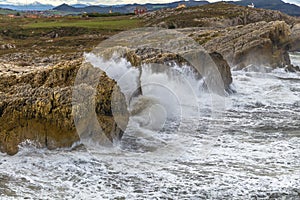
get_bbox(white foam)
[1,56,300,199]
[290,51,300,67]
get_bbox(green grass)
[23,16,141,31]
[0,9,18,15]
[0,15,144,59]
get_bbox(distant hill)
[71,4,91,8]
[53,1,209,14]
[0,0,299,16]
[229,0,300,16]
[53,3,78,12]
[0,8,17,15]
[52,0,300,16]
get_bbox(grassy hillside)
[0,8,17,15]
[23,16,140,30]
[0,15,143,66]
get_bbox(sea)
[0,52,299,199]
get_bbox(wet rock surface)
[125,48,233,93]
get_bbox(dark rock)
[209,52,233,90]
[285,64,300,72]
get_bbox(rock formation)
[0,46,233,155]
[188,21,292,69]
[140,2,296,29]
[0,59,128,155]
[125,48,233,94]
[139,2,298,70]
[290,23,300,52]
[2,3,297,155]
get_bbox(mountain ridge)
[53,1,209,14]
[230,0,300,16]
[53,0,300,16]
[0,0,299,16]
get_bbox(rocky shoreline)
[1,3,300,155]
[187,20,292,69]
[0,59,127,155]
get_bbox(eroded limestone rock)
[0,59,128,155]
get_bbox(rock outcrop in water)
[0,45,233,155]
[189,21,292,69]
[140,2,298,70]
[0,59,128,155]
[290,23,300,52]
[125,48,233,93]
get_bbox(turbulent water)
[0,53,300,199]
[290,52,300,67]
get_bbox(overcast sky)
[0,0,299,6]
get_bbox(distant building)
[109,10,113,14]
[7,14,15,18]
[25,14,39,19]
[248,3,255,8]
[134,6,147,15]
[176,3,186,9]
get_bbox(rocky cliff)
[0,59,128,155]
[139,2,297,70]
[187,21,292,69]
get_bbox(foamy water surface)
[0,54,299,199]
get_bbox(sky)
[0,0,299,6]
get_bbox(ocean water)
[0,53,300,199]
[290,52,300,67]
